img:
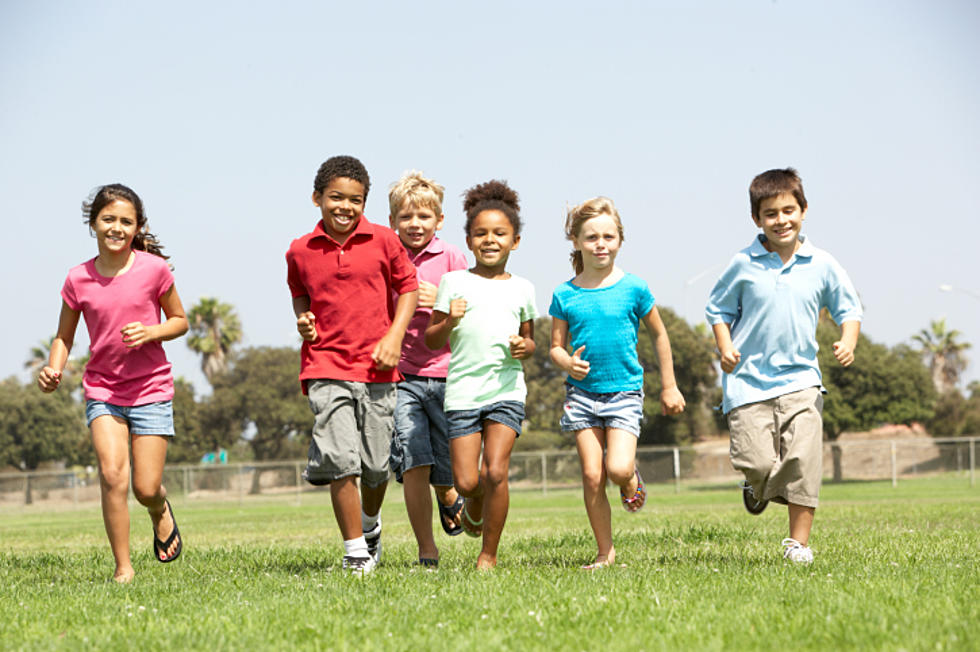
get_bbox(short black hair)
[313,155,371,197]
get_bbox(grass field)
[1,476,978,651]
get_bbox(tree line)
[3,299,978,476]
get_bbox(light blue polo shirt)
[704,235,862,414]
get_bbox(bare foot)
[583,548,616,570]
[112,568,135,583]
[476,553,496,570]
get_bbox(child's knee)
[454,473,480,496]
[481,462,508,488]
[131,482,162,505]
[605,460,634,486]
[100,466,130,493]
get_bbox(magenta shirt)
[398,237,468,377]
[61,251,176,405]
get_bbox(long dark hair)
[83,183,168,261]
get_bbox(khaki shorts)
[304,379,396,488]
[727,387,824,508]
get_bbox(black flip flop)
[153,499,182,563]
[438,494,464,537]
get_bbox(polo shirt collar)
[749,233,813,259]
[411,236,446,259]
[311,214,374,245]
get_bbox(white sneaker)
[342,555,376,575]
[781,538,814,564]
[364,520,382,564]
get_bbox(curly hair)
[564,196,623,274]
[83,183,168,261]
[749,167,807,220]
[313,155,371,197]
[462,179,521,236]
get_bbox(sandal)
[153,499,182,563]
[417,557,439,569]
[620,468,646,513]
[438,494,464,537]
[461,498,483,538]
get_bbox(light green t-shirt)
[434,270,539,411]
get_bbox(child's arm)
[549,317,589,380]
[37,301,81,393]
[292,295,317,341]
[833,321,860,366]
[425,297,467,350]
[417,280,438,309]
[508,319,536,360]
[642,307,685,415]
[372,289,419,370]
[711,322,741,373]
[122,285,189,348]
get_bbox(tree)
[200,347,312,492]
[166,378,213,464]
[913,318,971,394]
[24,336,89,394]
[187,298,243,383]
[818,315,936,481]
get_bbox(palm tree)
[24,337,89,389]
[187,298,243,383]
[913,318,971,394]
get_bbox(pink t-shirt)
[398,237,468,377]
[61,250,176,405]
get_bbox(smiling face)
[312,176,366,243]
[390,200,444,254]
[574,213,622,272]
[92,199,138,255]
[465,209,520,275]
[753,192,806,259]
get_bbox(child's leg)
[130,434,179,561]
[576,427,614,564]
[789,503,815,546]
[477,421,517,569]
[403,466,438,559]
[91,415,134,582]
[605,428,639,494]
[330,477,364,540]
[450,431,483,512]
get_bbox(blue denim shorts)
[85,399,175,436]
[559,384,643,437]
[447,400,525,439]
[390,375,452,486]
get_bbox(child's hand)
[833,340,855,367]
[720,347,741,373]
[417,280,438,309]
[660,386,686,415]
[37,366,62,393]
[371,332,403,370]
[567,345,591,380]
[122,322,153,348]
[448,298,467,323]
[508,334,533,360]
[296,311,317,342]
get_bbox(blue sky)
[3,0,979,393]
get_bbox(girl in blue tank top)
[548,196,685,569]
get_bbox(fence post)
[238,464,245,506]
[673,447,680,494]
[540,452,548,496]
[891,440,897,488]
[970,438,976,488]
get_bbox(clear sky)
[3,0,979,394]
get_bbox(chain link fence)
[2,437,975,510]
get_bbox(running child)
[549,196,686,569]
[286,155,418,575]
[425,180,537,570]
[37,184,188,583]
[705,168,862,564]
[387,171,468,568]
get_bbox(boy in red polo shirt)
[286,155,418,575]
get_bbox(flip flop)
[461,498,483,538]
[417,557,439,568]
[153,499,182,563]
[438,494,464,537]
[620,468,647,513]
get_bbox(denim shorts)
[559,384,643,437]
[85,399,175,436]
[390,375,452,486]
[447,400,525,439]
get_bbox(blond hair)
[388,170,445,217]
[564,196,624,274]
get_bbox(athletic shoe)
[781,538,814,564]
[741,481,768,515]
[364,520,382,564]
[342,555,376,575]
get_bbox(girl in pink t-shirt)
[37,184,189,583]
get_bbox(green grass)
[1,477,978,650]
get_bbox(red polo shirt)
[286,215,418,390]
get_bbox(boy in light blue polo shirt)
[705,168,862,564]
